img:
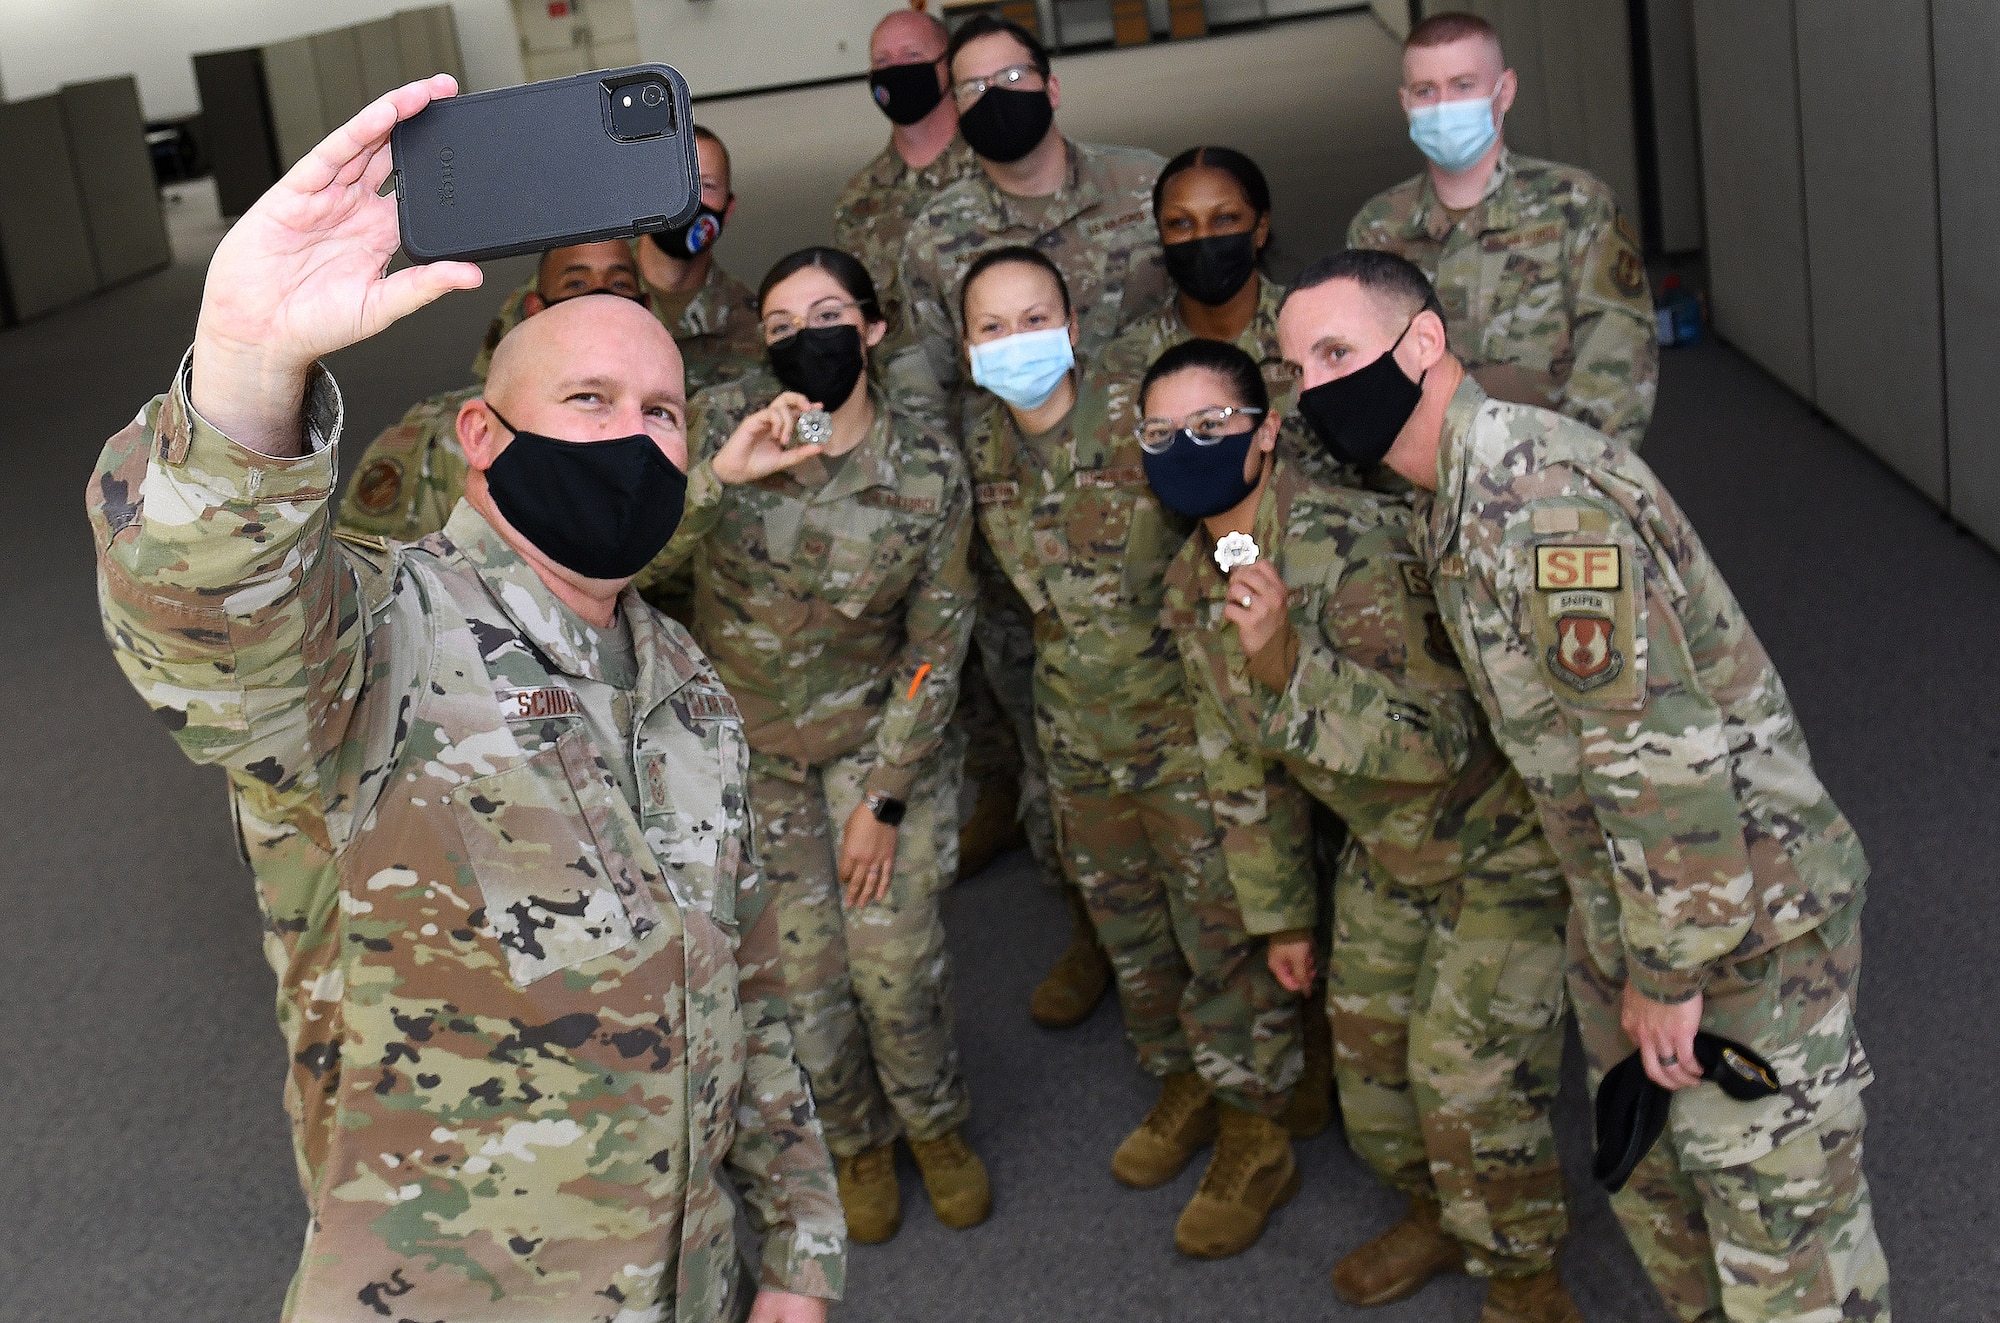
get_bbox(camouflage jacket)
[341,263,762,546]
[334,383,476,540]
[1418,376,1868,1006]
[1160,454,1553,936]
[88,364,845,1322]
[469,258,764,390]
[1079,273,1348,488]
[962,384,1198,791]
[833,135,980,339]
[638,371,974,799]
[892,138,1169,405]
[1348,150,1658,451]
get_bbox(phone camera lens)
[642,84,665,107]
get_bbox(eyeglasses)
[1137,406,1264,454]
[952,63,1043,107]
[761,296,865,344]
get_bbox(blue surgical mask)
[1408,94,1500,174]
[969,327,1075,409]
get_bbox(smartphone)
[392,65,700,264]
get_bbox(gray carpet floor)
[3,12,1996,1322]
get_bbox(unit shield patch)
[1530,541,1643,705]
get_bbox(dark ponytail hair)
[758,246,884,324]
[1139,337,1270,418]
[1152,146,1273,228]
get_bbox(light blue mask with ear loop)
[969,327,1075,409]
[1408,93,1501,174]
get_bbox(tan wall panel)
[311,29,369,130]
[58,76,171,286]
[1369,0,1411,38]
[1932,0,2000,550]
[1689,0,1813,400]
[1795,0,1945,502]
[261,37,327,171]
[1645,0,1703,253]
[355,17,404,100]
[424,6,468,87]
[0,94,99,320]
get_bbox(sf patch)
[351,456,405,515]
[1529,542,1643,706]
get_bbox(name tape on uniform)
[499,685,581,721]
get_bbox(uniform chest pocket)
[638,708,743,930]
[450,740,637,987]
[1485,238,1568,372]
[816,505,925,620]
[1042,473,1139,626]
[974,492,1050,616]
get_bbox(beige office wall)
[263,37,329,171]
[1644,0,1702,253]
[1932,0,2000,548]
[0,95,99,321]
[59,77,172,287]
[1795,0,1946,504]
[1370,0,1413,38]
[1428,0,1642,219]
[313,29,372,130]
[1689,0,1813,400]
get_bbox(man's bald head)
[872,8,949,66]
[469,294,688,477]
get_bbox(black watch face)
[874,797,907,826]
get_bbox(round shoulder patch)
[352,457,405,515]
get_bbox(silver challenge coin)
[795,408,833,448]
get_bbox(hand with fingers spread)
[1621,980,1706,1091]
[191,75,483,456]
[838,801,899,908]
[1222,560,1299,690]
[711,391,829,484]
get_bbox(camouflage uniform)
[639,371,977,1157]
[1088,273,1345,487]
[1348,150,1658,451]
[893,138,1168,406]
[340,262,762,546]
[1158,454,1571,1273]
[88,363,845,1322]
[964,384,1296,1117]
[1417,376,1888,1320]
[833,135,979,341]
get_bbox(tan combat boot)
[1279,999,1335,1140]
[1173,1104,1302,1258]
[1111,1071,1217,1188]
[1479,1267,1584,1323]
[1029,886,1112,1028]
[1329,1192,1465,1306]
[956,774,1026,882]
[835,1142,901,1244]
[907,1130,993,1230]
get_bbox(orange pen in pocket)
[906,663,932,700]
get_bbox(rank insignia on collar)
[1548,612,1623,691]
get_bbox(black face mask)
[1162,232,1260,307]
[649,201,727,260]
[767,324,867,411]
[958,86,1054,164]
[869,61,945,126]
[1295,319,1425,468]
[1141,428,1259,520]
[482,407,686,580]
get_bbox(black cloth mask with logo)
[768,324,867,411]
[958,86,1054,165]
[483,406,686,580]
[649,201,727,260]
[1163,232,1260,307]
[869,61,945,126]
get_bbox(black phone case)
[392,65,699,264]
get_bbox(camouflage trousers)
[1569,908,1890,1322]
[1052,774,1300,1117]
[751,735,970,1157]
[1329,838,1572,1274]
[968,541,1062,885]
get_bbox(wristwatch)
[864,791,907,827]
